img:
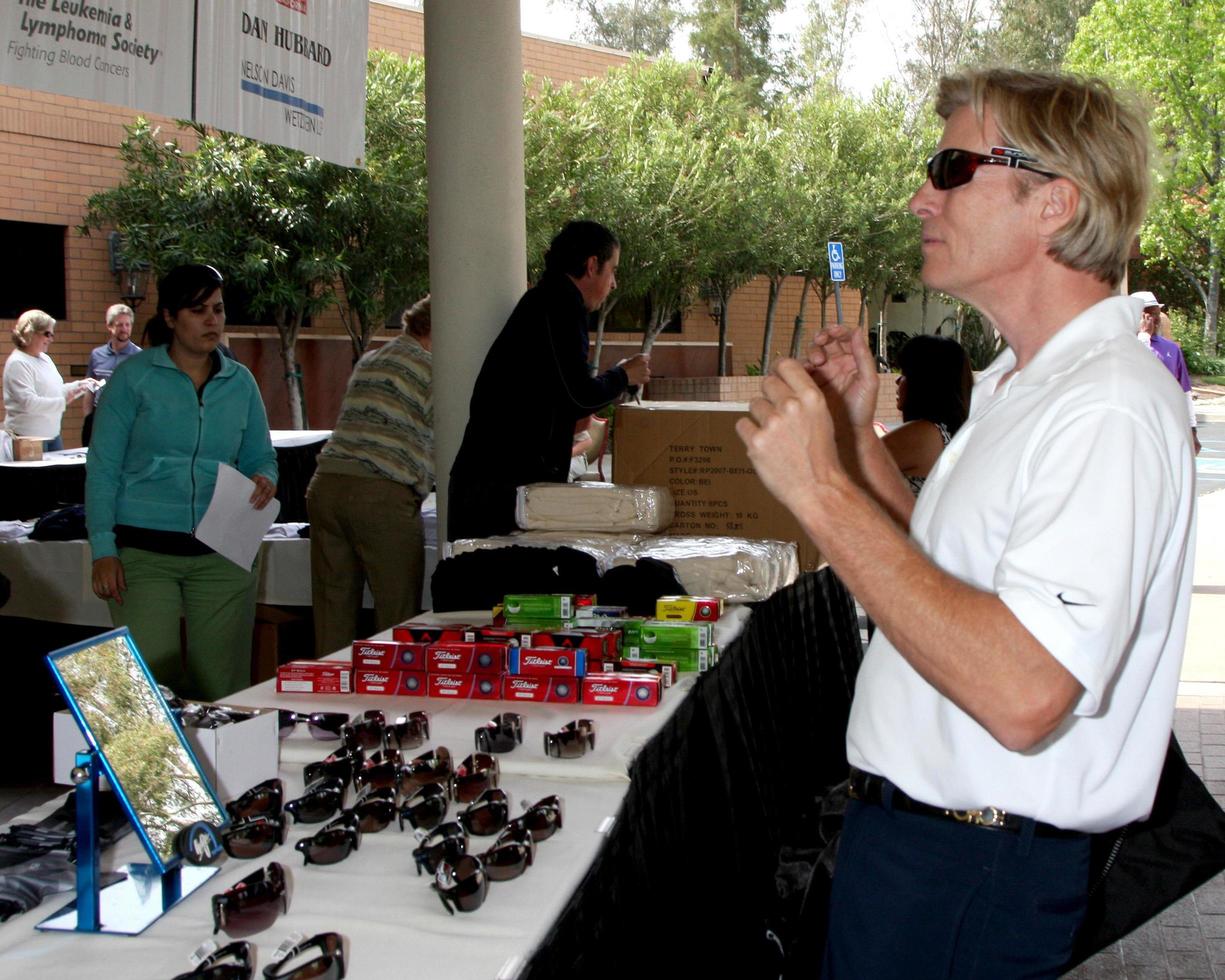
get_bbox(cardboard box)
[398,670,429,696]
[613,401,821,571]
[13,437,43,461]
[503,594,573,620]
[53,704,279,802]
[501,675,581,703]
[656,596,723,622]
[277,660,351,694]
[355,667,400,695]
[352,640,410,670]
[581,673,663,707]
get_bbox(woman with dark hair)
[85,264,278,700]
[883,334,972,495]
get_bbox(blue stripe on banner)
[240,80,324,117]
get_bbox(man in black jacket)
[448,221,650,541]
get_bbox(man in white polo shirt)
[737,69,1195,976]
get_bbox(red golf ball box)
[355,667,400,695]
[522,628,619,660]
[501,675,581,703]
[352,640,403,670]
[398,670,428,697]
[464,625,520,644]
[616,659,677,687]
[581,672,663,707]
[392,622,469,644]
[427,641,508,675]
[276,660,352,695]
[508,646,587,677]
[427,672,503,700]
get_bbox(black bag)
[28,504,87,541]
[1067,733,1225,968]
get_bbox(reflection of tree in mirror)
[55,636,222,862]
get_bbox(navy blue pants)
[822,796,1090,979]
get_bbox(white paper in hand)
[194,463,280,569]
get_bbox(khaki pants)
[108,547,259,702]
[306,469,424,657]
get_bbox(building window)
[0,221,66,319]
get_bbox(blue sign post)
[827,241,847,323]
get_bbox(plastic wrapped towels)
[449,532,797,602]
[514,482,674,532]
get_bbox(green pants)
[306,469,424,657]
[108,547,259,702]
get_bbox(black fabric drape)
[521,568,864,979]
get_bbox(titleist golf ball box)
[427,672,502,700]
[426,641,509,676]
[508,646,587,678]
[582,672,663,707]
[355,667,400,695]
[276,660,352,694]
[501,675,581,703]
[352,640,410,670]
[392,622,469,644]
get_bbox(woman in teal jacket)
[86,264,278,701]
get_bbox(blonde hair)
[402,295,431,339]
[12,309,55,349]
[105,303,134,325]
[936,69,1151,287]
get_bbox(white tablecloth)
[0,608,751,979]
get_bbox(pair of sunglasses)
[284,777,347,825]
[172,940,253,979]
[504,795,564,843]
[277,710,349,741]
[265,932,347,980]
[478,821,536,882]
[451,752,500,804]
[400,746,453,794]
[226,779,284,822]
[346,710,430,752]
[295,812,361,867]
[543,719,595,759]
[412,821,468,876]
[925,145,1058,191]
[303,744,366,787]
[212,862,291,938]
[177,704,256,730]
[433,853,488,915]
[459,788,509,837]
[353,749,404,791]
[398,783,449,833]
[221,816,289,860]
[474,713,523,754]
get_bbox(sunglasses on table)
[172,940,254,980]
[503,795,564,844]
[226,779,284,822]
[352,749,404,792]
[221,816,288,860]
[177,704,257,730]
[543,719,595,759]
[303,744,365,788]
[412,821,468,876]
[398,783,449,833]
[925,146,1058,192]
[432,854,489,915]
[349,786,398,833]
[262,932,347,980]
[277,709,350,741]
[283,776,347,825]
[212,862,290,938]
[474,713,523,754]
[295,812,362,866]
[451,752,500,805]
[400,746,453,795]
[459,787,510,837]
[479,823,536,882]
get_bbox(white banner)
[194,0,367,168]
[0,0,192,118]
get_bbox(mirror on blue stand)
[38,627,226,935]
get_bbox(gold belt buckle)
[945,806,1008,828]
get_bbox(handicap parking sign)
[827,241,846,282]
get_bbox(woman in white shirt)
[3,309,96,451]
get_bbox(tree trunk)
[717,285,731,377]
[789,275,813,358]
[1207,243,1220,354]
[594,296,617,370]
[760,275,783,373]
[276,308,306,429]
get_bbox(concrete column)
[424,0,526,547]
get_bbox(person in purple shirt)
[1133,290,1200,454]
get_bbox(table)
[0,600,769,979]
[0,431,332,522]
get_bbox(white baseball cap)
[1130,290,1165,310]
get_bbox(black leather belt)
[848,768,1086,840]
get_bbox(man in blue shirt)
[81,303,140,446]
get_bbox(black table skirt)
[523,567,865,978]
[0,439,324,522]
